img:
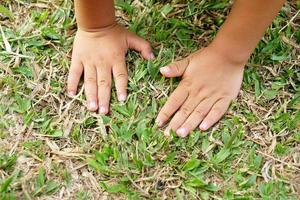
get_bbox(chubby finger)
[176,98,215,137]
[113,60,128,102]
[67,57,83,96]
[165,96,200,135]
[84,64,98,111]
[97,64,112,114]
[127,32,154,60]
[200,98,231,131]
[156,85,188,128]
[160,58,189,78]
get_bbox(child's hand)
[67,24,153,113]
[156,46,245,137]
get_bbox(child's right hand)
[67,24,153,114]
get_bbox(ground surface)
[0,0,299,199]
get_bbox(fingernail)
[164,128,170,136]
[160,66,170,74]
[118,94,127,102]
[99,106,107,114]
[89,101,97,110]
[156,119,163,127]
[68,91,76,97]
[200,123,208,130]
[176,128,188,137]
[150,53,155,60]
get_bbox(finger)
[199,98,231,131]
[84,64,98,111]
[127,32,154,60]
[156,86,188,128]
[165,96,201,136]
[97,64,112,114]
[160,58,189,78]
[113,60,128,102]
[176,98,215,137]
[67,57,83,96]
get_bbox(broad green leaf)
[225,126,241,148]
[184,177,206,188]
[36,168,46,188]
[0,5,13,20]
[0,170,19,193]
[239,174,257,189]
[182,158,201,171]
[213,148,231,164]
[161,4,173,16]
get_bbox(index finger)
[113,60,128,102]
[156,85,188,127]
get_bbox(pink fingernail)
[156,119,163,127]
[177,128,188,137]
[150,53,155,60]
[99,106,107,114]
[160,66,170,74]
[89,101,97,110]
[68,91,76,97]
[200,123,208,130]
[164,128,171,136]
[118,94,127,102]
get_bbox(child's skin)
[67,0,285,137]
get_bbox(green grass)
[0,0,299,199]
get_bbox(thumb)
[127,32,154,60]
[160,58,189,78]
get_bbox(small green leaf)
[182,158,201,171]
[13,94,31,114]
[184,177,206,187]
[95,151,109,165]
[165,152,176,163]
[225,126,241,149]
[43,180,60,195]
[161,4,173,16]
[271,55,287,61]
[37,168,46,188]
[0,5,13,20]
[239,174,257,189]
[99,182,129,193]
[0,170,19,193]
[264,90,278,100]
[0,175,14,193]
[213,148,231,164]
[51,130,63,138]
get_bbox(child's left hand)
[156,46,246,137]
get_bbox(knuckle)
[98,79,110,87]
[115,73,127,80]
[160,111,170,119]
[112,51,124,59]
[81,56,94,64]
[144,41,151,49]
[95,59,104,66]
[169,96,181,106]
[70,65,82,75]
[212,107,223,116]
[189,91,200,98]
[219,93,231,99]
[181,79,192,88]
[180,106,191,116]
[195,108,206,118]
[85,76,96,84]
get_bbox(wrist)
[208,37,252,66]
[77,21,118,33]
